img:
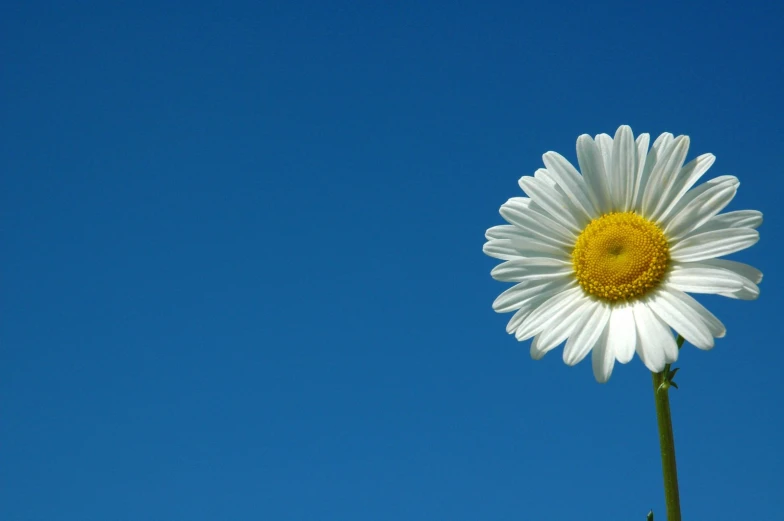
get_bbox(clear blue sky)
[2,1,782,520]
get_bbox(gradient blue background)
[2,1,782,520]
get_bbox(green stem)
[652,336,684,521]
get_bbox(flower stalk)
[651,335,685,521]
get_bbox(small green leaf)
[647,509,654,521]
[667,367,680,389]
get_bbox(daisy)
[484,125,762,382]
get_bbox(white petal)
[607,303,636,364]
[667,263,747,294]
[533,168,588,225]
[576,135,612,214]
[493,280,569,313]
[610,125,636,211]
[504,196,531,208]
[657,287,726,342]
[654,154,716,223]
[505,293,560,333]
[695,259,761,300]
[719,287,761,301]
[631,133,651,208]
[485,224,523,241]
[500,202,575,247]
[647,288,714,349]
[699,258,762,284]
[670,228,760,262]
[485,226,570,256]
[663,177,738,240]
[659,175,736,227]
[635,132,672,208]
[531,168,557,188]
[563,301,611,366]
[695,210,763,234]
[652,132,675,150]
[594,134,614,191]
[501,197,575,238]
[641,135,689,220]
[633,302,678,372]
[483,238,568,261]
[518,176,584,233]
[515,287,585,341]
[490,257,573,282]
[542,152,599,219]
[483,241,521,261]
[591,324,615,383]
[529,299,592,359]
[482,239,568,260]
[529,333,550,360]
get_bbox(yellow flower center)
[572,212,669,302]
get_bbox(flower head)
[484,126,762,382]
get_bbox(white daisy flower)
[484,125,762,382]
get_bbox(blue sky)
[2,1,782,520]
